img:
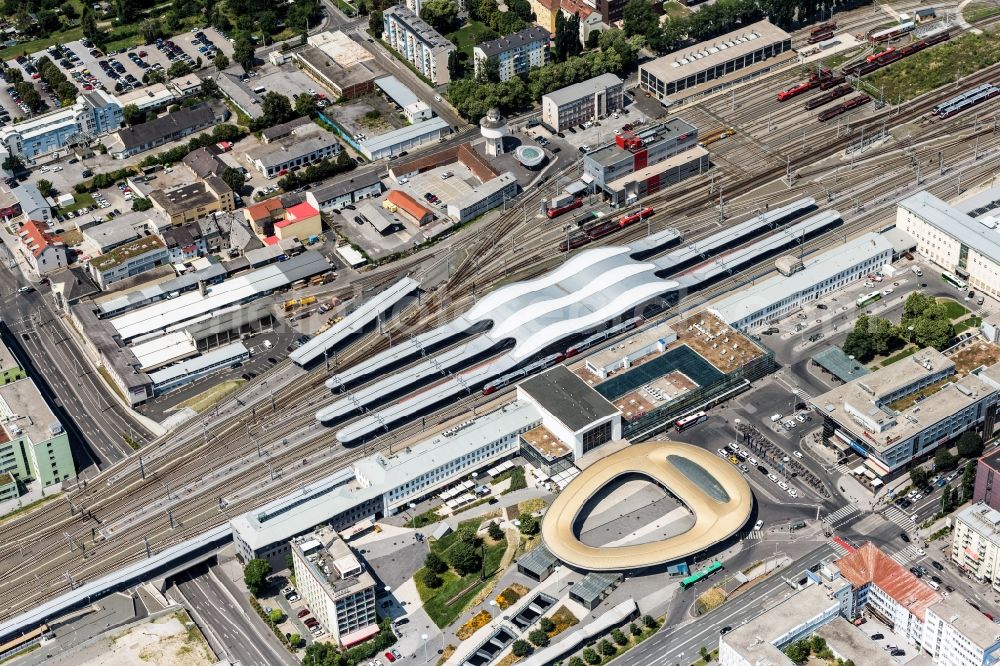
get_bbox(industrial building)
[710,232,896,330]
[811,350,1000,479]
[87,235,170,289]
[473,26,550,81]
[638,20,794,107]
[296,31,384,100]
[375,76,431,123]
[109,104,226,158]
[291,527,379,646]
[0,377,76,501]
[357,117,450,161]
[541,74,624,132]
[382,6,456,85]
[447,172,518,223]
[0,90,122,159]
[602,145,709,206]
[897,190,1000,300]
[306,171,384,212]
[147,342,250,394]
[245,128,341,179]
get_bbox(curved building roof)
[541,441,753,570]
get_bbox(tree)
[260,92,294,127]
[582,648,600,665]
[487,521,504,541]
[699,646,709,661]
[910,466,929,488]
[518,514,539,535]
[528,628,549,647]
[295,92,316,117]
[144,69,167,85]
[112,0,136,23]
[213,51,230,70]
[843,314,874,362]
[424,551,448,574]
[37,10,60,33]
[630,622,641,636]
[935,446,958,473]
[123,104,145,126]
[872,316,899,356]
[598,639,616,656]
[258,10,278,35]
[957,431,984,458]
[448,540,482,575]
[623,0,659,38]
[586,30,600,49]
[963,461,977,502]
[243,558,271,596]
[2,154,23,172]
[809,636,827,653]
[36,179,54,198]
[81,5,101,43]
[422,569,442,588]
[132,197,153,212]
[539,617,555,633]
[785,640,809,663]
[369,9,384,37]
[168,61,193,78]
[612,628,628,645]
[221,167,245,194]
[643,614,657,628]
[941,484,954,514]
[289,633,302,648]
[569,658,585,666]
[140,18,162,44]
[268,608,285,623]
[511,640,532,657]
[476,56,500,84]
[447,49,464,81]
[233,34,256,71]
[420,0,459,33]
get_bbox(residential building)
[245,197,285,237]
[541,73,623,132]
[375,76,431,123]
[594,0,627,24]
[975,449,1000,512]
[245,128,340,179]
[529,0,560,32]
[447,171,518,223]
[923,592,1000,666]
[0,339,24,385]
[148,175,235,225]
[87,235,170,289]
[13,183,52,222]
[473,26,550,81]
[115,83,177,114]
[559,0,606,41]
[952,502,1000,590]
[638,20,794,107]
[109,104,226,158]
[291,527,379,646]
[306,171,384,211]
[357,117,450,160]
[810,351,1000,478]
[0,89,122,159]
[382,6,456,85]
[17,219,66,275]
[48,267,99,312]
[711,232,895,330]
[297,31,384,100]
[161,222,210,261]
[384,190,433,226]
[897,190,1000,300]
[275,202,322,242]
[0,377,76,493]
[182,146,226,179]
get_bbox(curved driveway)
[541,441,753,570]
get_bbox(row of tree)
[35,56,79,106]
[2,68,44,113]
[843,292,955,362]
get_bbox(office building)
[639,20,794,107]
[17,219,66,276]
[0,90,122,159]
[897,191,1000,300]
[952,502,1000,590]
[306,172,384,212]
[296,31,384,100]
[975,449,1000,512]
[542,74,623,132]
[811,350,1000,478]
[382,6,456,85]
[291,527,378,646]
[148,175,235,225]
[245,129,340,179]
[115,83,177,114]
[711,232,895,330]
[0,377,76,495]
[109,104,225,158]
[923,592,1000,666]
[602,145,709,206]
[447,172,518,223]
[473,26,550,81]
[87,235,170,289]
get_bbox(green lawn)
[955,315,983,334]
[447,21,492,59]
[963,2,1000,22]
[662,0,691,20]
[415,519,508,628]
[0,27,84,60]
[59,192,96,214]
[880,345,919,367]
[867,31,1000,101]
[936,298,969,320]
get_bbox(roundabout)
[541,441,754,570]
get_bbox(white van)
[926,580,940,591]
[263,339,273,350]
[770,413,782,422]
[912,266,923,277]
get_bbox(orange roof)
[537,0,560,10]
[835,542,940,620]
[19,220,62,258]
[246,197,284,222]
[277,201,319,228]
[386,190,431,222]
[559,0,593,18]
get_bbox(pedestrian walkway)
[882,506,914,531]
[891,545,923,565]
[823,505,860,526]
[744,530,763,541]
[829,538,852,557]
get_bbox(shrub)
[518,514,539,536]
[528,628,549,647]
[268,608,284,623]
[582,647,600,664]
[598,639,616,656]
[423,569,443,588]
[508,466,527,491]
[511,639,532,657]
[612,628,628,645]
[487,521,504,541]
[643,614,657,628]
[425,551,448,574]
[540,617,555,633]
[630,622,641,636]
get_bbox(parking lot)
[251,64,324,105]
[530,100,651,152]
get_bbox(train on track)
[482,352,565,395]
[817,93,870,121]
[566,317,644,357]
[559,207,657,251]
[810,21,836,37]
[843,31,949,76]
[868,20,914,43]
[804,84,853,110]
[777,67,834,102]
[808,30,834,44]
[819,75,846,90]
[546,198,584,219]
[932,83,1000,119]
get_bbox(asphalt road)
[170,564,297,666]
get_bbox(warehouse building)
[147,341,249,394]
[245,129,341,179]
[473,26,550,81]
[541,73,623,132]
[374,76,431,123]
[447,171,518,223]
[382,6,455,85]
[638,20,794,107]
[306,171,384,211]
[296,31,384,100]
[710,232,895,330]
[358,117,450,160]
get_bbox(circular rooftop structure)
[541,441,753,571]
[515,145,545,168]
[480,107,508,137]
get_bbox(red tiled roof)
[559,0,593,18]
[246,197,284,222]
[835,542,940,620]
[276,201,319,228]
[536,0,560,10]
[19,220,62,258]
[264,236,280,246]
[386,190,431,222]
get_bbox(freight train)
[559,207,657,251]
[777,68,833,102]
[810,21,836,37]
[933,83,1000,119]
[481,352,565,395]
[804,84,852,110]
[565,317,644,357]
[844,31,949,76]
[868,21,914,43]
[819,75,846,90]
[546,198,583,219]
[808,30,834,44]
[817,93,870,121]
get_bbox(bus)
[675,411,708,432]
[680,561,724,589]
[942,271,967,289]
[856,291,881,308]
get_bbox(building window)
[582,421,612,455]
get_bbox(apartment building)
[974,449,1000,512]
[87,235,170,289]
[952,502,1000,591]
[897,190,1000,300]
[0,90,122,159]
[291,526,378,646]
[923,593,1000,666]
[473,26,550,81]
[542,73,623,131]
[17,219,66,276]
[382,6,456,85]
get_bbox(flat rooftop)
[928,592,1000,650]
[586,118,698,168]
[640,19,792,86]
[0,378,62,445]
[605,145,708,192]
[955,502,1000,547]
[815,617,896,666]
[294,525,375,598]
[297,46,384,91]
[520,424,571,461]
[543,73,622,106]
[518,365,620,432]
[89,235,165,271]
[0,340,20,371]
[901,191,1000,265]
[586,321,677,372]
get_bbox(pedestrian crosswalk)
[882,506,914,530]
[891,545,923,565]
[823,505,861,526]
[829,461,854,475]
[792,387,812,402]
[744,530,763,541]
[830,538,851,557]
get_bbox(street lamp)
[489,600,498,628]
[421,633,428,662]
[409,502,417,529]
